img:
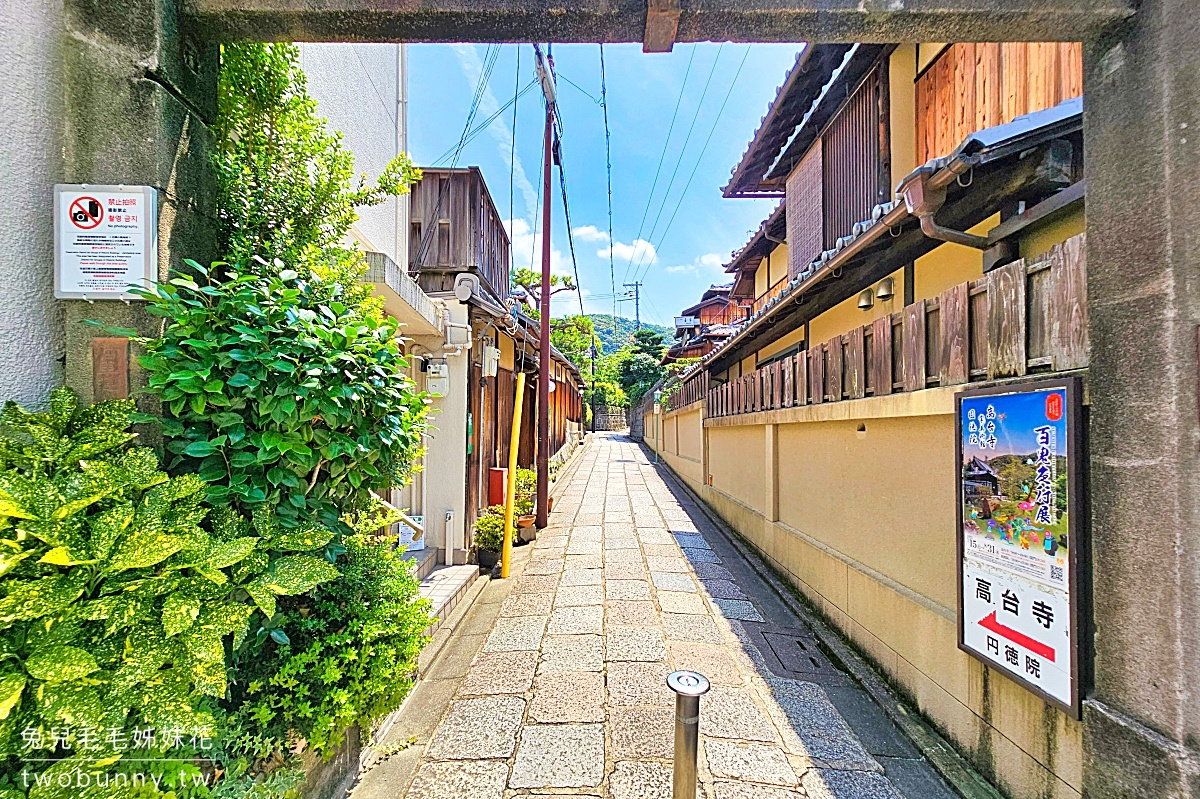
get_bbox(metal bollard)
[667,670,710,799]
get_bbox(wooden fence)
[665,372,707,412]
[707,234,1086,418]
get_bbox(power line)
[558,72,601,105]
[416,44,502,266]
[433,78,538,166]
[599,44,617,320]
[622,46,697,286]
[630,44,724,277]
[510,45,520,277]
[635,46,754,284]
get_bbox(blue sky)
[407,43,800,325]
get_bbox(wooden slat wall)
[916,42,1084,164]
[705,234,1086,418]
[823,70,881,249]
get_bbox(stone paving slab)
[379,434,959,799]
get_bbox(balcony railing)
[751,280,790,316]
[707,233,1086,418]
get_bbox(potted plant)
[473,505,506,569]
[515,468,538,529]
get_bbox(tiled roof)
[722,45,855,198]
[683,97,1085,379]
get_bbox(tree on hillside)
[630,328,667,360]
[550,315,596,368]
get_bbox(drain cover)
[762,631,835,675]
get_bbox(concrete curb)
[648,449,1006,799]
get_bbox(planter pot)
[517,514,536,529]
[476,548,499,569]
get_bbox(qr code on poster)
[1050,565,1064,582]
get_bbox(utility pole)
[534,44,555,530]
[622,281,643,330]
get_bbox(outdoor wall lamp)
[857,289,875,310]
[876,277,895,300]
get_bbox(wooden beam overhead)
[184,0,1132,45]
[644,0,681,52]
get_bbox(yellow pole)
[501,372,526,579]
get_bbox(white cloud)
[451,45,538,219]
[572,225,609,243]
[505,217,571,279]
[600,238,658,266]
[664,252,727,275]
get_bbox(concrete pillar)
[58,0,219,409]
[764,423,779,522]
[1083,1,1200,795]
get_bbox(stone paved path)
[355,433,961,799]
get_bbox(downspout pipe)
[898,157,990,250]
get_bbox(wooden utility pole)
[535,44,556,529]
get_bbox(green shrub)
[0,389,337,788]
[131,262,428,534]
[514,469,536,517]
[472,506,506,553]
[231,502,431,757]
[214,43,419,301]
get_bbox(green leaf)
[250,554,339,597]
[162,592,202,636]
[183,440,218,457]
[0,674,25,719]
[0,574,84,622]
[25,645,99,683]
[199,536,258,569]
[38,546,95,566]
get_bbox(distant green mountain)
[588,314,672,356]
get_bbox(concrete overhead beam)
[182,0,1133,45]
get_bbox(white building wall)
[297,43,409,268]
[0,0,65,406]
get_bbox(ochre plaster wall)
[776,415,958,609]
[911,216,996,300]
[707,424,766,514]
[807,267,906,345]
[757,326,807,363]
[643,404,1085,799]
[889,45,920,183]
[768,242,789,288]
[1021,207,1086,261]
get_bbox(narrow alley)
[353,433,963,799]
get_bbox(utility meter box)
[426,360,450,396]
[483,346,501,378]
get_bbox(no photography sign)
[54,185,158,300]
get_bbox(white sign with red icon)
[55,185,158,300]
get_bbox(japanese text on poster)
[958,381,1080,714]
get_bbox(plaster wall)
[807,266,906,345]
[645,402,1086,799]
[707,424,766,514]
[776,415,957,609]
[911,217,994,300]
[0,0,65,406]
[889,45,919,183]
[421,299,469,563]
[297,43,408,267]
[756,326,806,363]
